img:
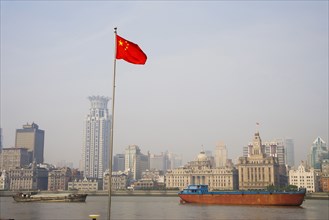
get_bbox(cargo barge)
[178,185,306,206]
[13,192,87,202]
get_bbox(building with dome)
[165,151,238,190]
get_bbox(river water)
[0,196,328,220]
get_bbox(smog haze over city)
[1,1,328,167]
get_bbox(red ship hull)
[179,193,305,206]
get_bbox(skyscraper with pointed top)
[82,96,111,179]
[308,137,328,169]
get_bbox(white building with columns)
[165,150,238,190]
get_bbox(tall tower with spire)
[237,131,280,190]
[250,132,266,158]
[82,96,111,179]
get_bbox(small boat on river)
[179,185,306,206]
[13,192,87,202]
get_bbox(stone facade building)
[237,132,280,190]
[0,148,29,171]
[8,163,48,191]
[165,151,238,190]
[289,162,317,192]
[103,171,128,191]
[133,179,156,189]
[68,177,100,191]
[142,169,164,183]
[48,167,72,191]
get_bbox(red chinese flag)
[116,35,147,65]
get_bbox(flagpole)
[108,27,117,220]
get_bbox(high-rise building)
[125,145,140,173]
[245,138,295,168]
[113,154,125,172]
[284,139,295,167]
[214,142,227,167]
[15,123,45,164]
[308,137,328,169]
[264,140,286,166]
[167,152,183,169]
[124,145,149,180]
[149,152,168,171]
[82,96,111,179]
[263,140,288,185]
[246,139,286,165]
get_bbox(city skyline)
[1,121,326,169]
[1,1,328,167]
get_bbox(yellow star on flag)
[116,34,147,65]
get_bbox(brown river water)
[1,196,328,220]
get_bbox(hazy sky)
[1,1,328,168]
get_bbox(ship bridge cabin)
[181,185,209,194]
